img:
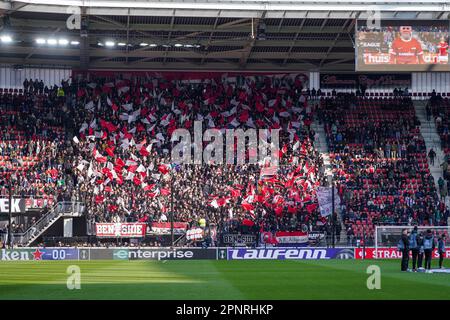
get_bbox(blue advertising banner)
[39,248,79,260]
[0,248,79,261]
[1,247,355,261]
[227,247,354,260]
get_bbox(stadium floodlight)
[58,39,69,45]
[117,42,126,46]
[149,43,158,47]
[0,35,12,43]
[184,44,194,48]
[105,41,115,47]
[70,40,80,45]
[139,42,148,46]
[36,38,46,44]
[97,42,104,46]
[174,43,183,47]
[47,38,57,45]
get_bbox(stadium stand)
[1,75,329,246]
[319,93,447,246]
[1,77,450,248]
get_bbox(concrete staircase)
[311,115,348,242]
[414,101,445,192]
[311,120,332,177]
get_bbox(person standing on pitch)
[438,234,446,269]
[398,229,410,271]
[423,229,435,272]
[417,231,425,270]
[409,226,419,271]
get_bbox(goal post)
[374,225,450,259]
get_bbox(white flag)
[85,101,94,111]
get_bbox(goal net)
[374,226,450,258]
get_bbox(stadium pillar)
[170,174,174,247]
[8,181,12,248]
[331,181,335,248]
[362,227,366,259]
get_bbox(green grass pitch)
[0,260,449,300]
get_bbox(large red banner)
[148,222,188,235]
[355,247,450,259]
[95,223,147,238]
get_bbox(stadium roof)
[0,0,449,72]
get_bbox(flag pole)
[8,180,12,248]
[170,171,174,247]
[331,178,335,248]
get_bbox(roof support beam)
[277,11,286,32]
[319,18,351,68]
[25,27,60,61]
[125,9,130,64]
[282,17,306,65]
[163,13,176,65]
[79,8,89,70]
[239,12,266,68]
[201,12,221,64]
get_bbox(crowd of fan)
[1,74,328,245]
[318,93,449,246]
[3,76,449,248]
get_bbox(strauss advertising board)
[354,248,450,259]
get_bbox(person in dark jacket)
[438,234,446,269]
[399,229,410,271]
[423,229,435,272]
[409,226,419,271]
[417,232,425,269]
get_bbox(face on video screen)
[356,24,450,71]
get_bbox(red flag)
[127,165,138,173]
[239,110,249,122]
[160,188,171,196]
[143,184,155,191]
[133,176,141,186]
[241,202,254,211]
[93,148,107,163]
[288,206,297,214]
[254,195,265,203]
[105,146,115,157]
[115,158,125,168]
[139,147,150,157]
[274,206,283,216]
[228,187,241,198]
[95,195,104,204]
[158,164,170,175]
[306,203,318,214]
[217,198,229,207]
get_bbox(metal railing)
[12,201,85,246]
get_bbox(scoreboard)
[39,248,79,260]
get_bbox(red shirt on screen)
[439,41,448,56]
[389,37,424,64]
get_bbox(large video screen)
[356,21,449,72]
